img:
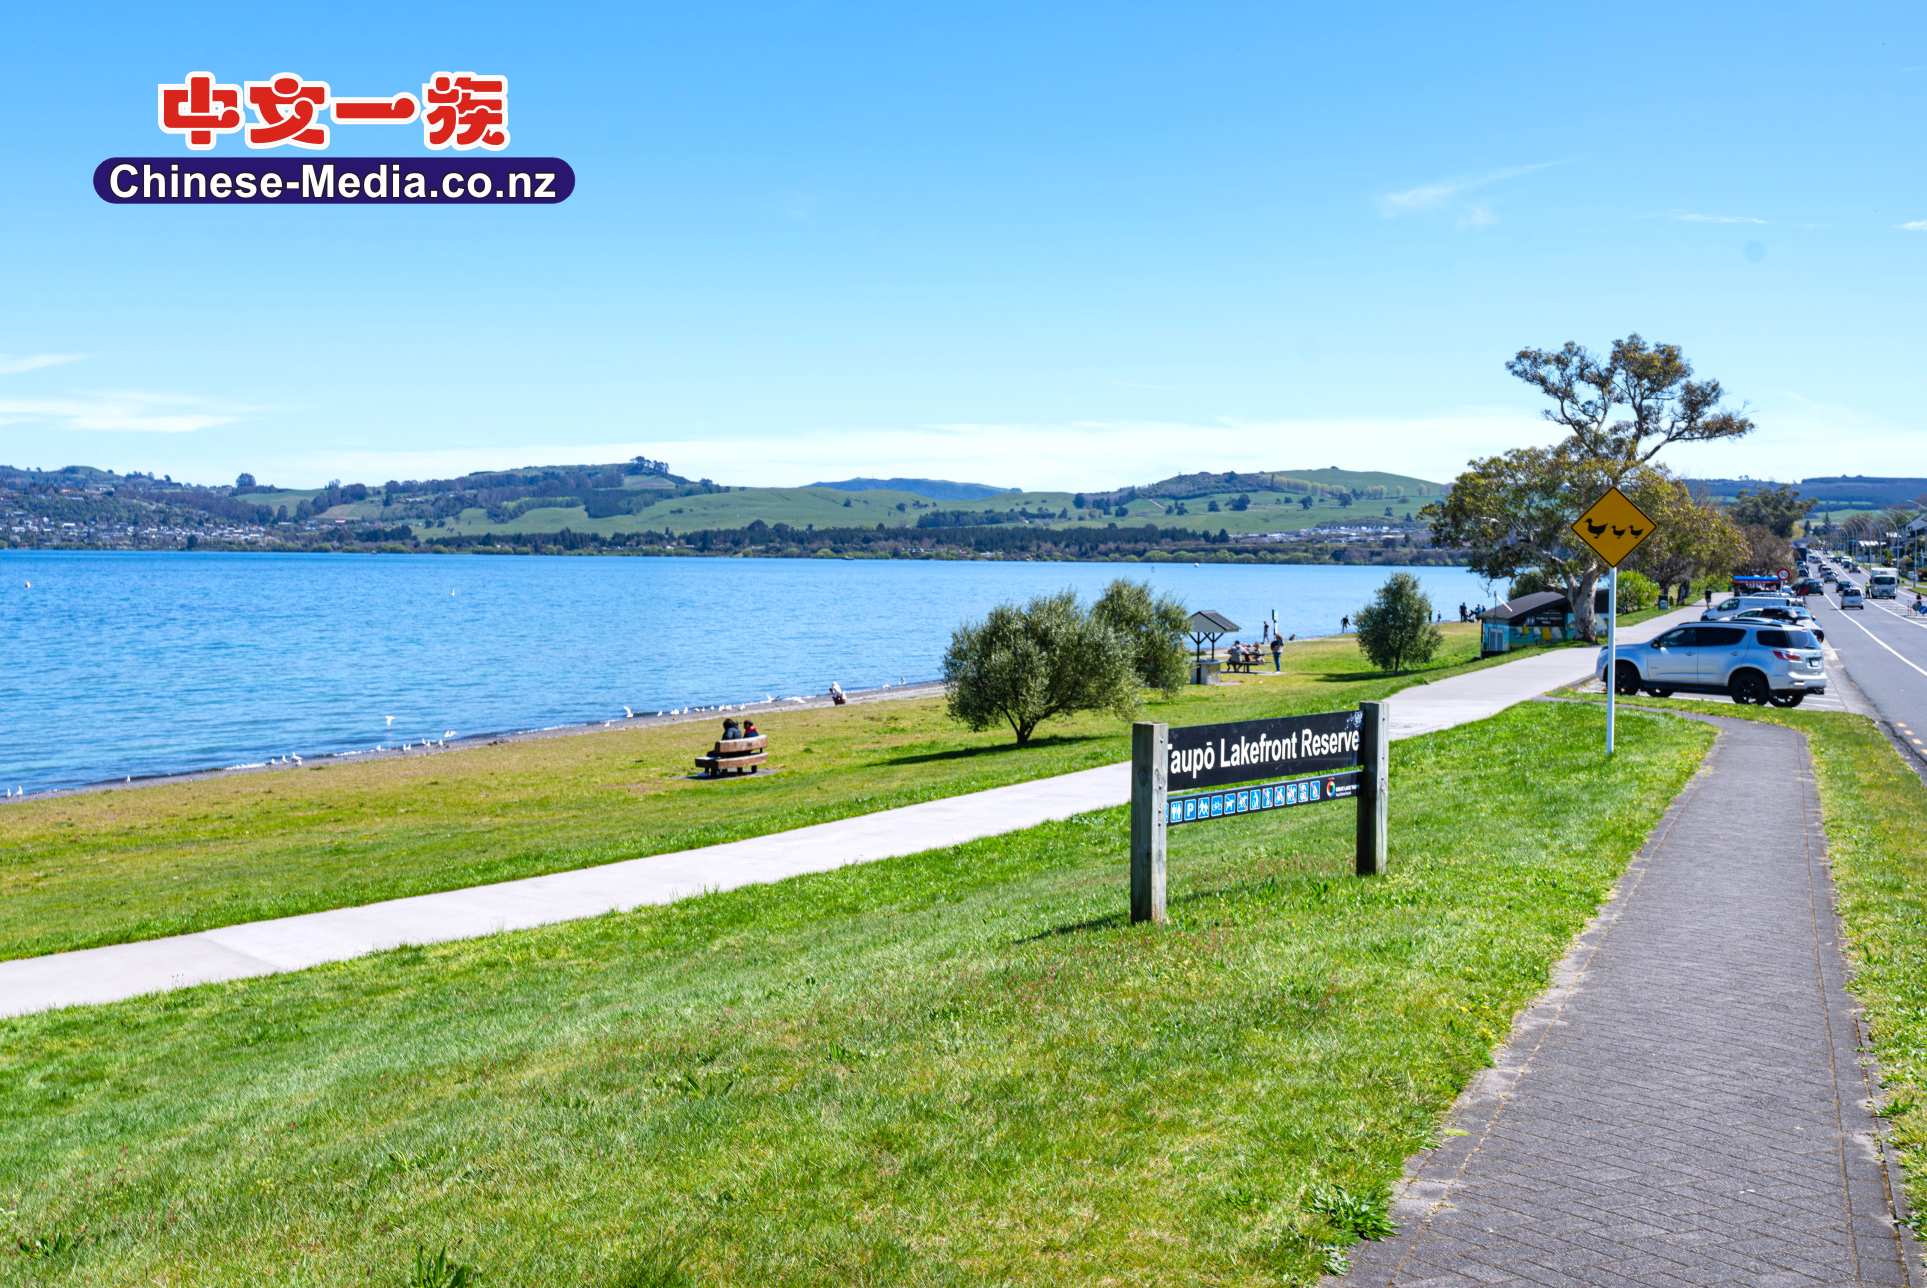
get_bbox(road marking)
[1826,596,1927,680]
[1868,599,1927,631]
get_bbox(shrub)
[1615,569,1658,612]
[1090,578,1189,694]
[943,591,1138,745]
[1354,573,1443,674]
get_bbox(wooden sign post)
[1356,701,1388,876]
[1130,721,1168,924]
[1131,701,1389,923]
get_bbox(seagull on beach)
[624,706,634,719]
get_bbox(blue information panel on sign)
[1168,769,1361,826]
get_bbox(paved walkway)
[0,610,1694,1019]
[1342,715,1918,1287]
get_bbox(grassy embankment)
[1585,693,1927,1245]
[0,700,1710,1286]
[0,625,1571,963]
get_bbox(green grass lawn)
[0,626,1555,963]
[1588,695,1927,1246]
[0,701,1710,1286]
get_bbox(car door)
[1694,625,1747,685]
[1643,627,1700,683]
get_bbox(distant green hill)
[1691,476,1927,508]
[4,458,1451,548]
[811,477,1016,501]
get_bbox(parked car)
[1703,594,1796,621]
[1793,578,1824,597]
[1600,620,1826,707]
[1732,609,1824,645]
[1840,586,1865,609]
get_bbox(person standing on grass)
[1341,614,1350,633]
[1270,632,1283,671]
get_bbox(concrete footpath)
[1342,714,1918,1287]
[0,610,1693,1019]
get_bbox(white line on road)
[1826,595,1927,680]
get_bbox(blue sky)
[2,3,1923,490]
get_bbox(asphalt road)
[1806,568,1927,770]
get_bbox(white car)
[1599,619,1827,708]
[1840,586,1865,610]
[1703,594,1797,621]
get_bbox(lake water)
[0,551,1498,794]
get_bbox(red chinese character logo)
[158,72,242,149]
[332,92,419,126]
[422,72,508,150]
[246,73,331,149]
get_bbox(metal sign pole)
[1606,565,1619,757]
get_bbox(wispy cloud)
[1378,162,1558,219]
[1898,219,1927,232]
[0,390,256,433]
[0,353,87,376]
[1672,212,1767,225]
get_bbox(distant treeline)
[413,519,1461,564]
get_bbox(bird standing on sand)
[624,706,634,719]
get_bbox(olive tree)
[943,591,1138,745]
[1090,578,1189,694]
[1353,572,1444,675]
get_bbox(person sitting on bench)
[741,719,759,738]
[722,717,741,740]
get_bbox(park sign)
[1571,486,1656,569]
[1165,710,1364,791]
[1130,703,1390,924]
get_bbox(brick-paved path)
[1343,716,1918,1287]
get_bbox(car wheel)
[1768,692,1806,708]
[1614,662,1642,696]
[1730,671,1770,706]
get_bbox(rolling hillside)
[5,459,1449,550]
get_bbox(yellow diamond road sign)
[1572,486,1657,568]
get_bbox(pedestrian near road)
[1270,633,1282,671]
[1705,587,1714,607]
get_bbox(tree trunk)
[1571,568,1603,641]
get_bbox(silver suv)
[1598,620,1826,708]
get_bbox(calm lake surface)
[0,551,1497,794]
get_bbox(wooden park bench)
[1223,652,1263,674]
[696,734,768,777]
